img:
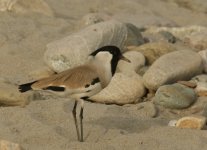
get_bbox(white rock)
[44,20,128,72]
[12,0,53,16]
[147,26,207,41]
[90,72,146,105]
[0,0,17,11]
[117,51,145,74]
[168,120,177,127]
[143,50,203,91]
[0,0,53,16]
[0,140,22,150]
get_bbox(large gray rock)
[143,50,203,91]
[44,20,128,72]
[154,83,197,109]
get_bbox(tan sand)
[0,0,207,149]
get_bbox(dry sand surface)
[0,0,207,149]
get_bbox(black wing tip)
[18,81,36,93]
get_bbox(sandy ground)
[0,0,207,149]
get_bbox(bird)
[18,45,130,142]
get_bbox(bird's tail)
[18,81,37,93]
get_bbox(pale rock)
[136,102,157,118]
[143,30,176,43]
[77,13,110,29]
[143,50,203,90]
[0,80,40,107]
[176,115,206,129]
[44,20,128,72]
[146,26,207,50]
[0,0,17,11]
[90,72,146,105]
[184,32,207,50]
[191,74,207,96]
[177,80,197,88]
[12,0,53,16]
[117,51,145,74]
[0,140,22,150]
[128,42,177,65]
[146,26,207,41]
[198,49,207,73]
[168,120,177,127]
[154,83,196,109]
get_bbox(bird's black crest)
[18,81,37,93]
[90,46,122,75]
[44,86,65,92]
[90,46,121,57]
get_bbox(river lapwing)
[18,46,130,142]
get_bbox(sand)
[0,0,207,149]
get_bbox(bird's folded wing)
[31,65,100,91]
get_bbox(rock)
[0,0,17,11]
[184,32,207,51]
[128,42,177,65]
[146,26,207,41]
[0,140,22,150]
[191,74,207,96]
[143,30,177,43]
[177,80,197,88]
[176,115,206,129]
[44,20,128,72]
[90,72,146,105]
[124,23,145,46]
[154,83,197,109]
[117,51,145,74]
[136,102,157,118]
[0,81,40,107]
[77,13,110,29]
[12,0,53,16]
[198,49,207,73]
[143,50,203,90]
[168,120,177,127]
[146,26,207,51]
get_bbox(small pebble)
[176,115,206,130]
[168,120,177,127]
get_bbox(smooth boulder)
[44,20,128,72]
[143,50,203,91]
[154,83,196,109]
[90,72,146,105]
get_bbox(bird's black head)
[90,46,130,75]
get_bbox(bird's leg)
[79,99,84,142]
[72,100,80,141]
